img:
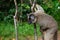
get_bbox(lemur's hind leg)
[43,28,57,40]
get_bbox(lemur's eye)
[29,14,35,20]
[30,16,35,20]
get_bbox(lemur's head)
[27,13,37,24]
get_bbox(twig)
[29,0,38,40]
[14,0,18,40]
[13,16,18,40]
[29,0,33,5]
[20,0,23,23]
[30,0,36,12]
[34,23,38,40]
[14,0,18,17]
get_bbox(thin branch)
[33,0,36,5]
[30,0,36,12]
[20,0,23,17]
[29,0,38,40]
[13,16,18,40]
[29,0,33,5]
[34,23,38,40]
[20,0,23,23]
[14,0,18,17]
[14,0,18,40]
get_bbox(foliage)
[0,22,41,40]
[0,0,60,22]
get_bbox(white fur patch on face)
[30,15,35,20]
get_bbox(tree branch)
[29,0,36,12]
[29,0,33,5]
[14,0,18,40]
[14,0,18,17]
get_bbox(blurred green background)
[0,0,60,40]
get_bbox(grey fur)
[27,4,58,40]
[27,9,58,40]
